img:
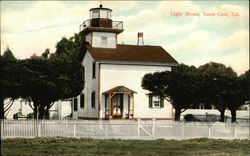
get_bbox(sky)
[1,1,249,75]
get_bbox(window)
[91,91,95,108]
[80,94,85,108]
[92,10,99,19]
[73,97,78,111]
[153,96,160,108]
[101,36,107,46]
[148,94,164,109]
[92,62,96,79]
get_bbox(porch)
[103,86,136,120]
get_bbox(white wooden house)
[72,5,178,120]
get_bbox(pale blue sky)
[1,1,249,74]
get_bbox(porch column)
[128,94,130,119]
[109,93,111,120]
[132,94,135,119]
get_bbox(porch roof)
[103,85,137,94]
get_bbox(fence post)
[105,124,108,139]
[208,125,211,138]
[234,124,237,138]
[137,119,140,138]
[38,123,41,137]
[152,119,155,139]
[73,123,76,137]
[182,123,185,139]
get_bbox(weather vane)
[100,1,102,7]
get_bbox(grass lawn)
[2,138,250,156]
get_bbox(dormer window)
[101,36,108,46]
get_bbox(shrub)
[26,113,34,119]
[13,112,26,120]
[184,114,200,122]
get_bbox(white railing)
[1,120,249,140]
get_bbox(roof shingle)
[86,44,178,64]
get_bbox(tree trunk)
[38,105,46,119]
[219,109,225,122]
[174,109,181,121]
[0,97,4,119]
[231,109,237,122]
[33,102,38,120]
[45,105,50,120]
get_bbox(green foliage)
[184,114,200,122]
[198,62,244,122]
[19,35,85,119]
[2,47,16,60]
[13,112,25,120]
[142,64,201,121]
[41,49,50,59]
[0,48,20,118]
[1,33,86,119]
[2,138,250,156]
[26,113,34,119]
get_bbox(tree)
[226,70,249,122]
[1,34,86,119]
[199,62,237,122]
[18,34,85,119]
[19,57,84,119]
[142,64,200,121]
[0,48,20,119]
[223,75,247,122]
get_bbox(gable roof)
[103,85,137,94]
[86,44,178,64]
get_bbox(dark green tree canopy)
[142,64,200,121]
[1,34,86,119]
[198,62,239,122]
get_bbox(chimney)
[137,32,144,45]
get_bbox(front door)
[112,94,123,119]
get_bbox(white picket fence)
[0,120,249,140]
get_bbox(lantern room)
[90,4,112,19]
[89,4,113,28]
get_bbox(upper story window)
[92,62,96,79]
[148,94,164,109]
[101,36,108,46]
[153,96,160,108]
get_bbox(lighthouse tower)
[79,4,124,49]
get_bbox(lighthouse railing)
[112,21,123,29]
[79,19,123,32]
[79,20,90,32]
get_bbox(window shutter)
[74,97,78,111]
[149,94,152,108]
[160,97,164,108]
[92,92,95,108]
[92,62,96,79]
[80,94,84,108]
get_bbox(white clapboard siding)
[77,51,99,119]
[100,64,172,119]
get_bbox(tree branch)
[181,108,187,113]
[4,99,14,113]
